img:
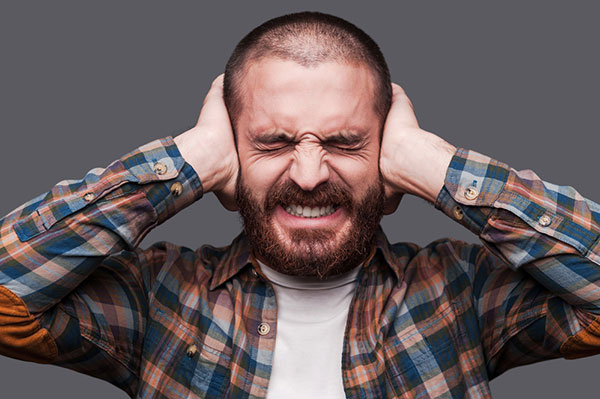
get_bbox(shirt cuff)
[13,137,203,242]
[436,148,600,262]
[129,137,203,224]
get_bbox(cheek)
[242,155,291,192]
[328,154,380,188]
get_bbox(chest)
[135,274,491,399]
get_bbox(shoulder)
[133,233,248,296]
[381,230,485,277]
[382,235,490,295]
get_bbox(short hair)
[223,12,392,130]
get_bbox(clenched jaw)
[236,175,385,278]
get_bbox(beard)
[235,175,384,279]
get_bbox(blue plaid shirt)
[0,137,599,398]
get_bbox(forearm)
[0,136,202,314]
[381,127,456,203]
[436,148,600,312]
[174,127,232,195]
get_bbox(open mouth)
[283,204,339,218]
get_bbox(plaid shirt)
[1,137,599,398]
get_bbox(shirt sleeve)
[435,148,600,377]
[0,137,202,394]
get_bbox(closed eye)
[253,132,297,152]
[324,144,363,153]
[257,143,295,152]
[322,135,366,153]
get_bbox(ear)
[383,192,403,215]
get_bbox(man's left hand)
[380,83,457,214]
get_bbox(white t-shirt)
[258,261,361,399]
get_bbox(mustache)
[264,181,353,211]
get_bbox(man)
[0,11,599,398]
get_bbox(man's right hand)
[174,75,239,210]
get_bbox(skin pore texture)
[234,59,385,277]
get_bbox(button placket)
[186,344,198,358]
[257,322,271,336]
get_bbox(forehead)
[236,58,379,136]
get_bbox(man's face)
[234,58,384,277]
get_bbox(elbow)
[561,309,600,359]
[0,285,57,363]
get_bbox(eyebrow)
[252,132,296,144]
[251,130,367,146]
[322,131,366,146]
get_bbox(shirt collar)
[207,227,405,290]
[371,227,406,282]
[207,232,253,291]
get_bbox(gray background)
[1,1,598,397]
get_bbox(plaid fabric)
[1,138,599,398]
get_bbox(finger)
[198,75,226,122]
[212,73,225,86]
[391,83,415,109]
[198,79,230,125]
[387,82,419,128]
[205,75,225,102]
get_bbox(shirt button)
[186,344,197,358]
[452,205,464,221]
[464,186,479,201]
[153,162,167,175]
[170,182,183,197]
[538,214,552,227]
[257,322,271,336]
[83,192,95,202]
[250,269,258,277]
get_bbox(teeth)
[285,204,337,218]
[302,206,311,217]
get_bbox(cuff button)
[452,206,464,220]
[538,214,552,227]
[83,192,95,202]
[153,162,167,175]
[170,182,183,197]
[464,186,479,200]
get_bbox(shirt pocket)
[140,308,231,399]
[384,300,471,397]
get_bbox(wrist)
[411,136,455,203]
[173,127,234,194]
[383,128,456,203]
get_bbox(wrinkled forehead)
[236,57,381,135]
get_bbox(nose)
[288,146,330,191]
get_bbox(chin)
[256,219,369,278]
[236,175,385,278]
